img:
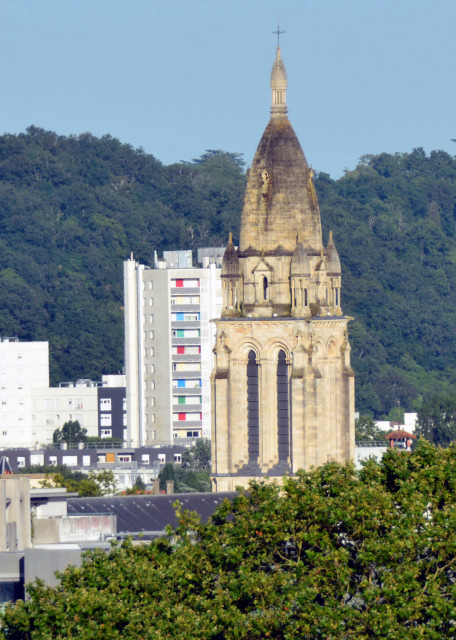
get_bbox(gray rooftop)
[67,492,237,537]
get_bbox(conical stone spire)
[325,230,341,274]
[270,46,288,118]
[239,46,323,255]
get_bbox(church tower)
[211,45,355,492]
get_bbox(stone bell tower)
[211,45,355,492]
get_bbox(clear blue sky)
[1,0,455,178]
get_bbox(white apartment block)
[0,339,124,449]
[0,339,49,448]
[31,380,99,445]
[124,249,223,447]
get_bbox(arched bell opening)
[277,349,290,462]
[247,350,259,463]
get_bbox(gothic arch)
[263,338,292,362]
[327,337,338,358]
[236,340,262,363]
[313,338,325,358]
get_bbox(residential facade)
[0,338,49,449]
[124,250,223,447]
[0,444,184,492]
[0,339,126,448]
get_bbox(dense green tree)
[355,415,386,442]
[52,420,87,444]
[181,438,211,472]
[133,475,146,491]
[41,469,117,497]
[4,442,456,638]
[158,462,177,491]
[19,465,116,496]
[158,440,212,493]
[415,394,456,446]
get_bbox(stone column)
[230,358,249,472]
[260,357,278,470]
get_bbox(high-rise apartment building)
[124,250,223,447]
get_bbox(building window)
[100,414,112,426]
[17,457,25,468]
[49,456,58,466]
[100,428,112,438]
[277,350,290,463]
[99,398,112,411]
[142,454,150,464]
[174,453,182,463]
[247,350,259,463]
[158,453,166,464]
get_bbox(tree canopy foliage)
[415,394,456,446]
[3,441,456,639]
[159,439,212,492]
[19,464,116,496]
[52,420,87,444]
[354,415,386,442]
[1,127,456,415]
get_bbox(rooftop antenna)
[273,25,285,47]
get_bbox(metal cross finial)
[273,26,285,46]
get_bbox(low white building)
[31,380,99,445]
[375,412,418,434]
[0,339,125,449]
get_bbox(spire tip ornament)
[272,25,285,47]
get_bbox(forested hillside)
[1,127,456,417]
[0,128,244,384]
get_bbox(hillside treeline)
[1,126,456,417]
